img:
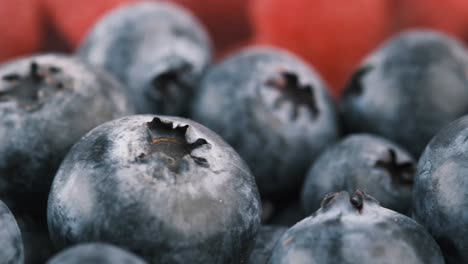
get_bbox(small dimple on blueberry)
[266,71,319,120]
[374,148,415,185]
[350,190,364,211]
[2,73,20,82]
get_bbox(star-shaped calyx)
[374,149,415,186]
[139,117,210,172]
[265,71,319,120]
[0,61,69,111]
[319,190,377,214]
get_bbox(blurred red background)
[1,0,467,96]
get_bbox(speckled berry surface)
[47,115,261,264]
[414,115,468,263]
[302,134,415,215]
[192,47,340,198]
[0,54,134,217]
[78,1,212,116]
[271,191,444,264]
[341,30,468,157]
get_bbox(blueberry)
[47,115,261,263]
[192,47,340,198]
[0,54,134,217]
[0,200,23,264]
[341,30,468,157]
[301,134,415,215]
[47,243,146,264]
[78,1,212,116]
[247,225,287,264]
[271,191,445,264]
[414,115,468,263]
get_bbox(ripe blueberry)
[0,200,23,264]
[0,54,134,217]
[47,243,146,264]
[78,1,212,116]
[414,115,468,263]
[301,134,415,215]
[192,47,340,199]
[271,191,445,264]
[47,115,261,264]
[341,30,468,157]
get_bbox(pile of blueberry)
[1,2,468,264]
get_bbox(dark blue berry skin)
[47,115,261,264]
[0,54,134,217]
[341,30,468,157]
[47,243,146,264]
[414,115,468,264]
[271,191,445,264]
[301,134,415,215]
[192,47,340,199]
[78,1,212,116]
[247,226,287,264]
[0,200,23,264]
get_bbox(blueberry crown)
[320,190,379,214]
[0,61,69,111]
[374,148,415,186]
[265,71,319,120]
[138,117,210,172]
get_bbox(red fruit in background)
[250,0,392,95]
[394,0,468,42]
[0,0,43,62]
[44,0,252,56]
[171,0,252,56]
[43,0,135,48]
[216,38,255,61]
